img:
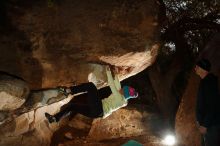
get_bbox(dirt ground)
[50,112,169,146]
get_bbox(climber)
[45,65,138,123]
[195,58,220,146]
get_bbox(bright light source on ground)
[162,135,176,145]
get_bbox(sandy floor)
[50,112,169,146]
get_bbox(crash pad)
[122,140,142,146]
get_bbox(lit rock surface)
[52,107,164,146]
[0,95,73,146]
[88,109,149,141]
[0,0,159,89]
[175,73,201,146]
[0,73,29,111]
[0,0,162,146]
[27,89,66,108]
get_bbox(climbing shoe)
[58,86,71,96]
[45,112,57,123]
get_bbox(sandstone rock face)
[0,95,73,146]
[27,89,66,108]
[88,108,150,141]
[175,73,201,146]
[0,1,161,145]
[0,0,159,89]
[0,73,30,111]
[51,106,162,146]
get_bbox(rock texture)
[51,106,163,146]
[0,73,29,111]
[0,0,159,89]
[0,95,73,146]
[27,89,66,108]
[0,1,161,145]
[175,73,201,146]
[88,108,149,141]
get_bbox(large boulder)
[88,107,151,141]
[0,0,161,145]
[0,0,159,89]
[0,73,29,111]
[175,73,201,146]
[0,95,73,146]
